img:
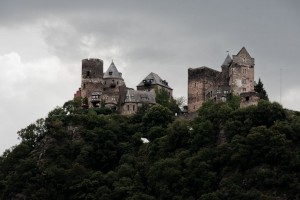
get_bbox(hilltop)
[1,99,300,199]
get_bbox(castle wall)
[188,67,221,113]
[229,53,255,95]
[81,59,104,108]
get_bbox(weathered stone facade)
[75,59,170,114]
[188,47,259,113]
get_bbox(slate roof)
[236,46,252,58]
[103,61,123,79]
[222,54,232,66]
[137,72,172,89]
[124,89,156,104]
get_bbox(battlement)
[82,58,103,79]
[82,58,103,63]
[188,67,221,79]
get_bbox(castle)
[188,47,259,113]
[74,59,173,115]
[74,47,259,115]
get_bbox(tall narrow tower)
[81,58,104,107]
[229,47,255,95]
[102,61,126,109]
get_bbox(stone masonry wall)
[188,67,221,113]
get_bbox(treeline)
[1,99,300,200]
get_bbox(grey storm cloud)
[1,0,300,154]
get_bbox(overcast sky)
[0,0,299,154]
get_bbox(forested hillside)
[1,99,300,200]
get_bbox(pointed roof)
[103,61,123,79]
[222,54,232,66]
[137,72,172,89]
[236,46,252,58]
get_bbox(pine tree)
[255,78,269,101]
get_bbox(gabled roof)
[236,47,252,58]
[124,89,156,104]
[222,54,232,66]
[103,61,123,79]
[137,72,172,89]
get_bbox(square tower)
[229,47,255,95]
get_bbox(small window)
[133,105,135,111]
[83,83,86,89]
[243,88,246,92]
[243,69,247,74]
[246,96,250,101]
[195,82,196,87]
[117,81,119,85]
[109,71,112,75]
[242,79,246,84]
[86,71,90,77]
[127,105,130,111]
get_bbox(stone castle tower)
[229,47,255,95]
[79,58,126,109]
[74,59,164,114]
[81,58,104,108]
[102,61,126,109]
[188,47,259,113]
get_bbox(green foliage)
[155,88,181,114]
[1,98,300,199]
[255,78,269,101]
[142,104,174,127]
[228,93,241,110]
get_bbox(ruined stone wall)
[81,58,104,108]
[240,92,260,108]
[82,58,103,79]
[188,67,221,113]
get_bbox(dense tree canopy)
[1,99,300,199]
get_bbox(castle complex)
[74,59,173,115]
[188,47,259,113]
[74,47,259,115]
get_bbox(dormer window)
[109,71,112,75]
[143,79,152,86]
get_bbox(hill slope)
[1,100,300,200]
